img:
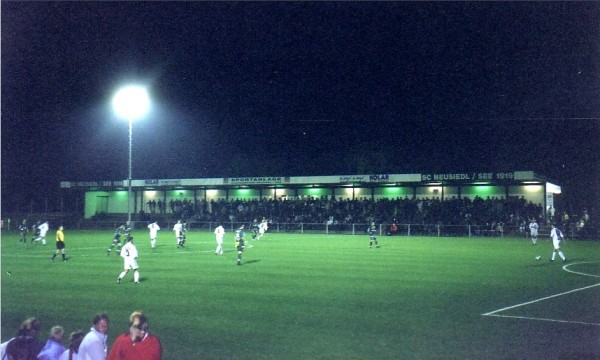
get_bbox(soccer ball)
[535,255,541,261]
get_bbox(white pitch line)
[483,282,600,316]
[562,261,600,278]
[483,261,600,318]
[485,314,600,327]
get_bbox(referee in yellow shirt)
[51,225,67,262]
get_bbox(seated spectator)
[38,326,66,360]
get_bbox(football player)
[107,224,126,255]
[235,225,246,265]
[368,222,380,248]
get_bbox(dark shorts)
[56,241,65,250]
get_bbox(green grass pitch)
[2,229,599,359]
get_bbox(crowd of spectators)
[1,312,161,360]
[161,195,545,227]
[136,196,594,238]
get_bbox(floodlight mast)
[112,85,150,225]
[127,118,133,224]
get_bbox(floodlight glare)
[112,85,150,121]
[112,84,151,224]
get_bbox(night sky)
[2,2,599,213]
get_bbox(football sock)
[559,251,565,261]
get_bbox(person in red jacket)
[107,311,161,360]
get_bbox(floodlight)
[112,85,150,121]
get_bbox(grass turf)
[2,229,599,359]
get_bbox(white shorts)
[552,239,561,250]
[123,258,139,270]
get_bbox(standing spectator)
[51,226,67,262]
[528,219,539,245]
[214,223,225,255]
[1,317,43,360]
[58,330,85,360]
[547,205,555,223]
[117,237,140,284]
[388,223,398,236]
[78,314,110,360]
[107,311,161,360]
[368,222,380,249]
[147,222,160,249]
[235,225,246,265]
[18,220,28,244]
[549,224,567,262]
[38,326,66,360]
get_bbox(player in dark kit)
[123,221,132,241]
[180,221,188,247]
[107,225,126,255]
[19,220,28,244]
[31,220,41,243]
[368,222,380,248]
[251,219,259,239]
[235,225,246,265]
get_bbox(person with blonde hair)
[107,311,161,360]
[38,326,66,360]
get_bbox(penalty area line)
[484,314,600,327]
[482,282,600,316]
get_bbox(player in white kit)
[214,224,225,255]
[528,219,539,245]
[117,237,140,284]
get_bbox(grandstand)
[52,170,600,239]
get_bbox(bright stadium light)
[112,85,151,224]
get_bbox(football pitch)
[2,230,599,359]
